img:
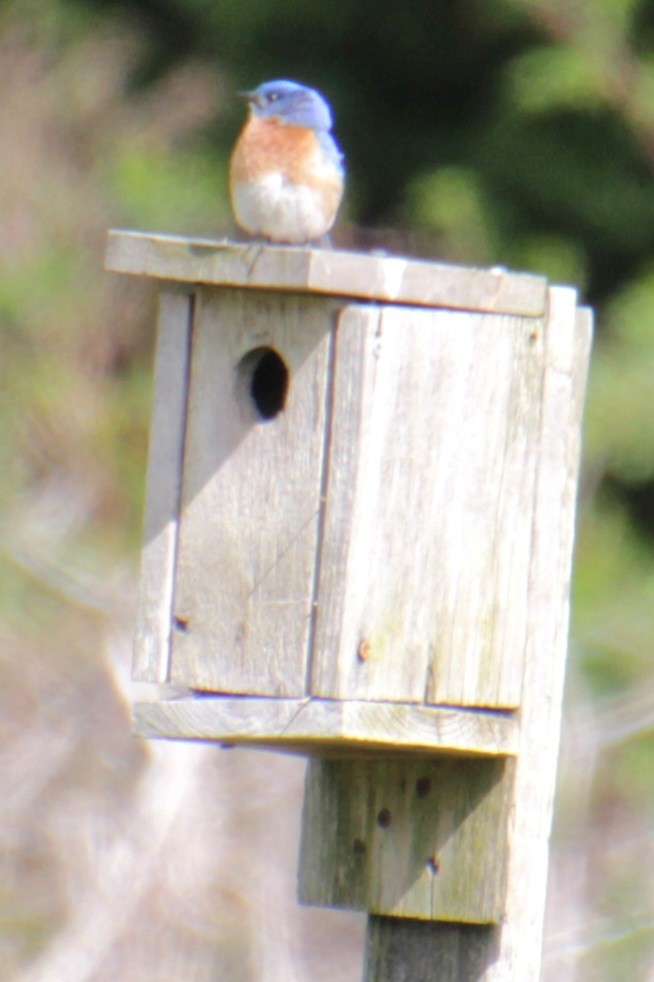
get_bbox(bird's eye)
[268,92,279,103]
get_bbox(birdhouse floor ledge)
[132,694,518,759]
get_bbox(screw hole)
[416,777,431,798]
[237,346,289,421]
[428,855,440,874]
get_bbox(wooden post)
[106,231,592,981]
[356,298,592,980]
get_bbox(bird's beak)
[237,89,264,109]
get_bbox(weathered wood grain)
[105,229,548,317]
[298,756,513,923]
[133,696,518,757]
[311,304,544,708]
[133,289,192,682]
[487,293,592,981]
[364,917,499,981]
[114,232,593,978]
[360,296,592,979]
[169,288,335,695]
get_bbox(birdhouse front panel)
[170,287,336,696]
[164,290,544,708]
[310,303,545,708]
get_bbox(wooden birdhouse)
[106,230,591,978]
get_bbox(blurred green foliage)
[2,0,654,976]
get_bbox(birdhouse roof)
[106,230,547,318]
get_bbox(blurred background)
[1,0,654,978]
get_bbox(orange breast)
[230,116,335,187]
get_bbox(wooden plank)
[132,696,518,758]
[358,294,591,978]
[364,918,499,981]
[105,230,548,317]
[311,304,545,708]
[298,756,513,923]
[486,292,592,981]
[169,288,334,695]
[133,289,192,682]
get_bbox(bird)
[229,79,344,245]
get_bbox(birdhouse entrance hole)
[237,345,289,421]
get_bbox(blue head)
[240,80,334,132]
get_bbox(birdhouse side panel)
[311,303,546,708]
[169,288,336,696]
[133,289,193,683]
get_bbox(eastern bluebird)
[229,79,345,245]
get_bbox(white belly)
[232,174,336,244]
